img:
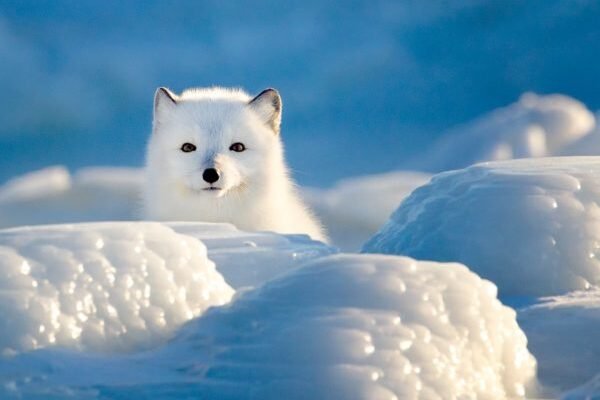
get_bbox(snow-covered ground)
[364,156,600,297]
[0,253,537,399]
[3,2,600,397]
[364,156,600,396]
[0,222,234,354]
[5,157,600,397]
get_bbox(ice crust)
[0,222,234,354]
[364,156,600,297]
[0,254,537,399]
[416,94,596,172]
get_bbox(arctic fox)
[143,86,327,242]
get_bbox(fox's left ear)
[248,88,282,134]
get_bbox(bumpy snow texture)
[183,254,536,400]
[364,157,600,297]
[0,254,537,400]
[0,222,234,354]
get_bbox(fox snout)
[202,168,220,184]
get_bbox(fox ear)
[248,88,282,134]
[154,87,178,119]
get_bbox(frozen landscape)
[3,1,600,398]
[2,93,600,398]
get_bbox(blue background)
[1,0,599,186]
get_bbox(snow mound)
[304,171,431,251]
[167,222,337,289]
[172,254,537,400]
[415,94,596,172]
[0,166,143,228]
[517,290,600,392]
[365,156,600,297]
[0,254,537,399]
[0,222,233,354]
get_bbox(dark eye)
[181,143,196,152]
[229,142,246,152]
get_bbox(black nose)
[202,168,220,184]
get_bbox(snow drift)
[181,254,536,399]
[364,156,600,297]
[0,253,537,399]
[414,94,596,172]
[304,171,431,251]
[0,222,233,354]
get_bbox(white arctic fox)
[143,86,327,242]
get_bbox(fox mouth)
[202,186,222,191]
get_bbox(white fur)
[143,86,327,243]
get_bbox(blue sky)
[1,0,599,185]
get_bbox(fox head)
[147,87,284,199]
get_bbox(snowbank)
[304,171,431,251]
[170,254,537,399]
[414,94,596,172]
[0,222,233,354]
[0,166,143,228]
[0,254,537,399]
[364,157,600,297]
[517,290,600,392]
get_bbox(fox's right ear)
[153,87,178,119]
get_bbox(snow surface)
[0,254,537,399]
[517,290,600,393]
[304,171,431,251]
[0,166,143,228]
[0,222,233,354]
[414,93,596,172]
[167,222,336,289]
[364,156,600,297]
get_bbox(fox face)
[148,87,283,199]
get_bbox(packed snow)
[0,254,537,399]
[0,222,233,354]
[413,93,596,172]
[365,156,600,297]
[167,222,336,289]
